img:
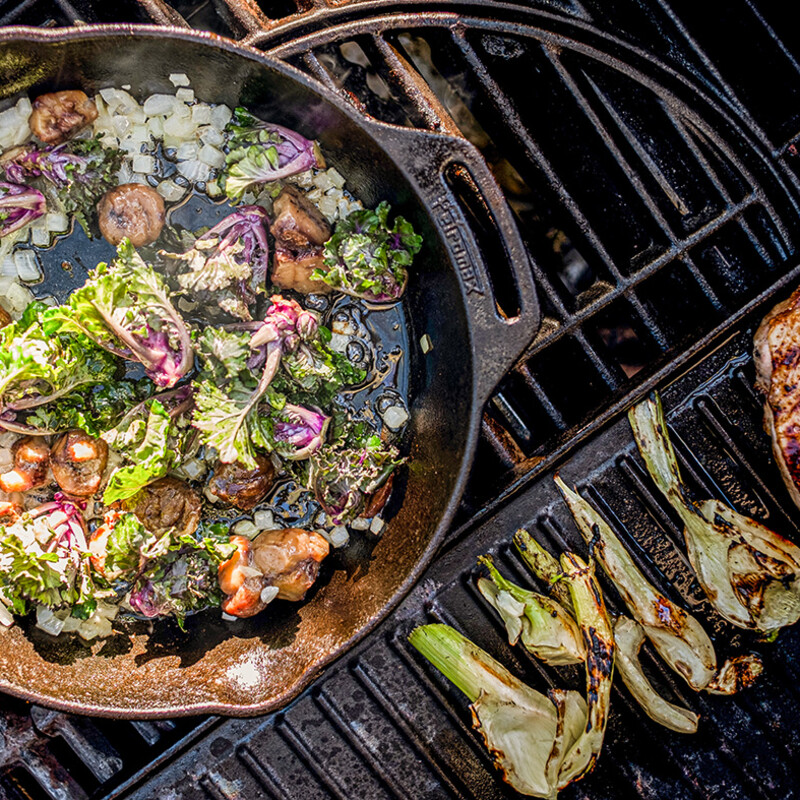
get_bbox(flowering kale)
[192,296,317,468]
[3,138,122,234]
[165,205,270,321]
[0,181,46,238]
[102,399,177,505]
[0,301,121,418]
[0,496,111,615]
[307,428,402,524]
[219,108,322,202]
[315,201,422,303]
[273,403,330,461]
[43,239,194,388]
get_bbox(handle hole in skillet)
[443,162,522,319]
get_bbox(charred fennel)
[410,553,614,798]
[513,529,574,614]
[613,616,699,734]
[556,553,615,786]
[629,393,800,635]
[554,475,716,691]
[477,555,585,666]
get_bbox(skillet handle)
[373,126,540,404]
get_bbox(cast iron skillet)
[0,26,539,717]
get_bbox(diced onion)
[329,525,350,548]
[253,509,274,530]
[210,104,232,130]
[232,519,259,540]
[176,141,199,161]
[198,144,225,168]
[30,227,50,247]
[0,603,14,628]
[175,87,195,104]
[36,606,66,637]
[132,154,156,175]
[198,125,224,148]
[191,104,212,126]
[260,586,279,605]
[370,517,385,535]
[46,212,69,232]
[169,73,191,87]
[14,249,42,283]
[350,517,371,531]
[176,160,211,183]
[382,405,409,430]
[143,93,177,116]
[163,114,195,140]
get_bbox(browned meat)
[97,183,166,247]
[271,247,332,295]
[29,90,98,145]
[271,185,332,250]
[755,287,800,509]
[0,304,12,328]
[50,430,108,497]
[207,457,276,511]
[218,528,330,617]
[124,476,201,536]
[0,436,50,494]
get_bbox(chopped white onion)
[36,606,66,637]
[0,603,14,628]
[45,212,69,232]
[198,144,225,168]
[176,87,195,104]
[260,586,279,605]
[191,104,212,125]
[147,116,164,138]
[198,125,224,147]
[14,249,42,283]
[329,525,350,548]
[210,103,232,130]
[169,73,191,87]
[370,517,386,535]
[132,154,156,174]
[382,405,409,430]
[163,113,195,139]
[253,509,275,531]
[143,93,177,116]
[233,519,260,540]
[350,517,371,531]
[176,159,211,183]
[176,140,199,161]
[30,227,50,247]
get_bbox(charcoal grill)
[3,1,800,798]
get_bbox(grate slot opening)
[0,767,48,800]
[41,736,101,795]
[585,297,665,380]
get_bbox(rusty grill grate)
[4,1,800,799]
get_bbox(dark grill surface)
[4,1,800,799]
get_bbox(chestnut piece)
[50,430,108,497]
[29,90,98,145]
[97,183,166,247]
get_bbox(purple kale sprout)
[222,110,322,201]
[0,181,46,237]
[174,205,269,320]
[273,403,330,460]
[226,296,320,438]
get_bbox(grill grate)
[4,1,800,799]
